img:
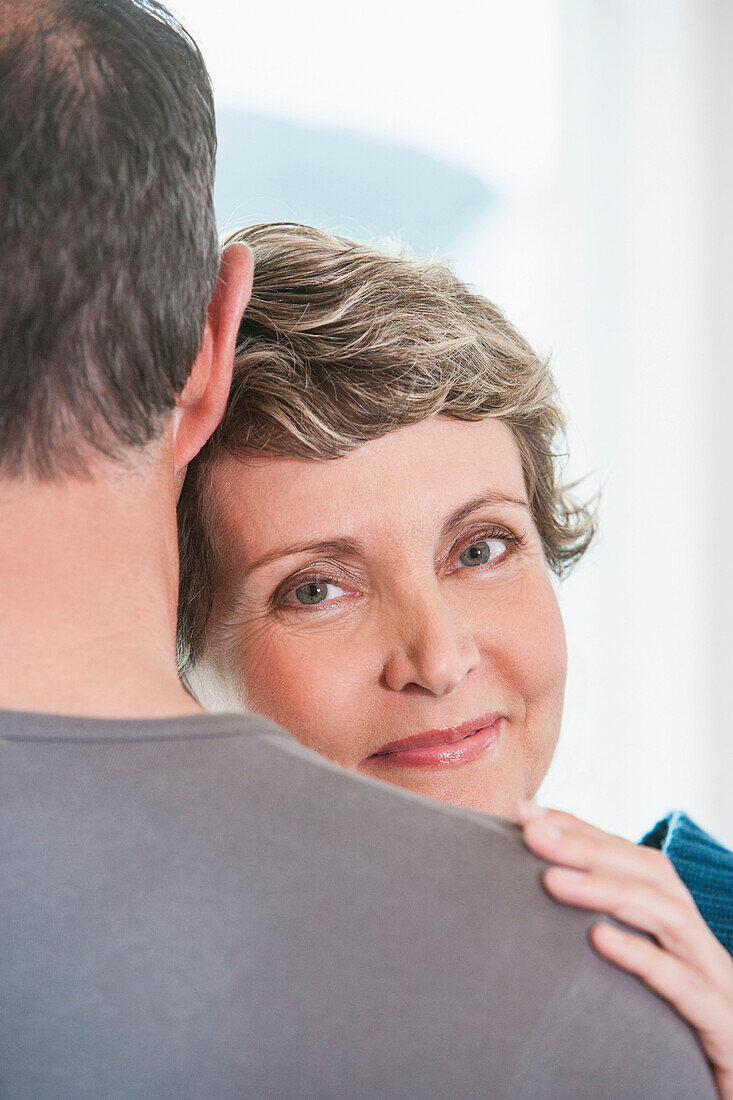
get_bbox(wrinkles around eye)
[265,521,530,615]
[271,559,364,613]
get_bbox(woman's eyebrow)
[240,493,527,577]
[440,491,530,538]
[241,537,364,578]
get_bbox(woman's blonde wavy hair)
[177,222,596,672]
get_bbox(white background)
[175,0,733,845]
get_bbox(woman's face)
[201,416,567,818]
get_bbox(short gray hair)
[177,222,596,672]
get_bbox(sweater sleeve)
[641,811,733,955]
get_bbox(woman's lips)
[366,713,503,768]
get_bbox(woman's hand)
[516,803,733,1099]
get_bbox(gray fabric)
[0,709,716,1099]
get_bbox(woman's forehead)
[208,417,530,565]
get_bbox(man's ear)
[172,242,254,474]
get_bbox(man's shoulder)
[147,709,547,892]
[1,705,605,1002]
[1,709,717,1098]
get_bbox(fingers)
[519,805,733,993]
[544,865,732,980]
[590,922,733,1084]
[517,803,689,901]
[518,804,733,1094]
[517,801,622,842]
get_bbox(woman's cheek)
[475,567,566,786]
[235,619,364,768]
[475,564,566,697]
[519,585,567,704]
[514,576,567,786]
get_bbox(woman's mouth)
[366,713,503,768]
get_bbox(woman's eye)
[287,580,346,606]
[457,539,507,568]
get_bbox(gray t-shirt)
[0,709,716,1099]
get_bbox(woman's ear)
[172,242,254,472]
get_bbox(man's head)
[0,0,250,480]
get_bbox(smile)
[367,713,503,769]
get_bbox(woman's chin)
[358,754,521,819]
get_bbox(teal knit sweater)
[641,812,733,956]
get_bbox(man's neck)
[0,455,202,719]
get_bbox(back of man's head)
[0,0,218,479]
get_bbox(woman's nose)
[382,595,481,696]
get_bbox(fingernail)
[516,801,546,821]
[528,818,562,840]
[592,921,625,944]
